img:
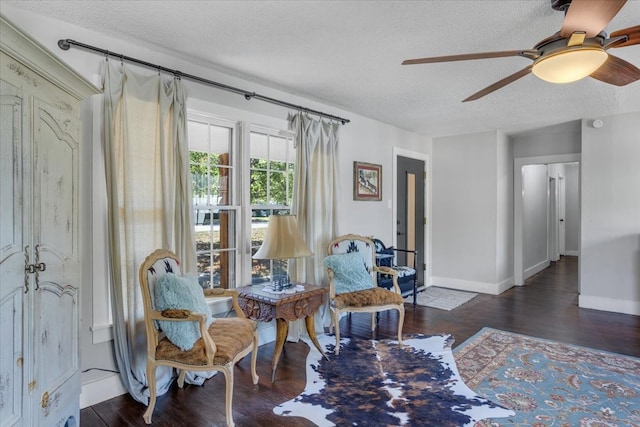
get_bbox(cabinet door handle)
[24,246,31,293]
[34,244,45,290]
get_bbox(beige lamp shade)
[252,215,313,259]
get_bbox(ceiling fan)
[402,0,640,102]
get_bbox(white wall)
[563,163,580,254]
[496,131,513,285]
[336,117,431,241]
[522,164,549,277]
[580,112,640,315]
[431,130,512,294]
[513,120,581,157]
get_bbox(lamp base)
[272,274,293,292]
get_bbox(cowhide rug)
[274,334,514,426]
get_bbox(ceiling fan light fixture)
[532,47,608,83]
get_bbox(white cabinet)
[1,16,99,426]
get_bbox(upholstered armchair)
[138,249,259,426]
[324,234,405,354]
[371,238,418,305]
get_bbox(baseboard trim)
[563,251,579,256]
[579,295,640,316]
[524,259,550,279]
[429,276,512,295]
[80,373,126,409]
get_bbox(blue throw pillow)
[324,252,375,294]
[154,273,214,351]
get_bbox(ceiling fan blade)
[560,0,626,38]
[463,66,532,102]
[402,50,529,65]
[609,25,640,47]
[590,54,640,86]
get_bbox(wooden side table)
[236,282,328,381]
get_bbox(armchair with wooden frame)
[325,234,405,354]
[138,249,259,426]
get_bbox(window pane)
[217,165,231,206]
[188,121,209,152]
[216,210,237,251]
[195,209,237,289]
[210,126,232,160]
[197,251,237,289]
[250,169,267,204]
[270,159,287,172]
[269,171,288,205]
[249,132,268,159]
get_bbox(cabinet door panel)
[33,100,80,273]
[31,99,80,410]
[0,83,28,427]
[35,283,79,397]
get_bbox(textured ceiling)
[5,0,640,137]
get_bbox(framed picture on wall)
[353,161,382,201]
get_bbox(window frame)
[188,111,243,289]
[243,124,296,284]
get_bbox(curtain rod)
[57,38,350,125]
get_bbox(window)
[249,127,296,284]
[188,114,240,289]
[187,114,295,289]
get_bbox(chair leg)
[250,331,259,385]
[223,366,235,427]
[143,363,157,424]
[397,305,405,345]
[333,310,341,355]
[370,312,377,331]
[177,369,186,388]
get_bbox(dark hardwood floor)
[81,256,640,426]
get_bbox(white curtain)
[102,62,198,404]
[288,113,340,339]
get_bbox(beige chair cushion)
[156,317,256,365]
[332,287,404,309]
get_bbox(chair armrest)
[326,268,336,298]
[373,266,402,294]
[392,248,417,255]
[390,248,418,271]
[204,288,247,319]
[375,265,398,276]
[149,309,217,360]
[160,309,191,318]
[150,308,208,323]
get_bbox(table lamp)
[253,214,313,291]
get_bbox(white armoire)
[0,16,99,426]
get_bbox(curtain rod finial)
[58,39,71,51]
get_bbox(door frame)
[514,153,580,286]
[558,176,566,255]
[393,147,430,286]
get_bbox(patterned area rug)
[273,334,514,426]
[408,286,478,311]
[454,327,640,427]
